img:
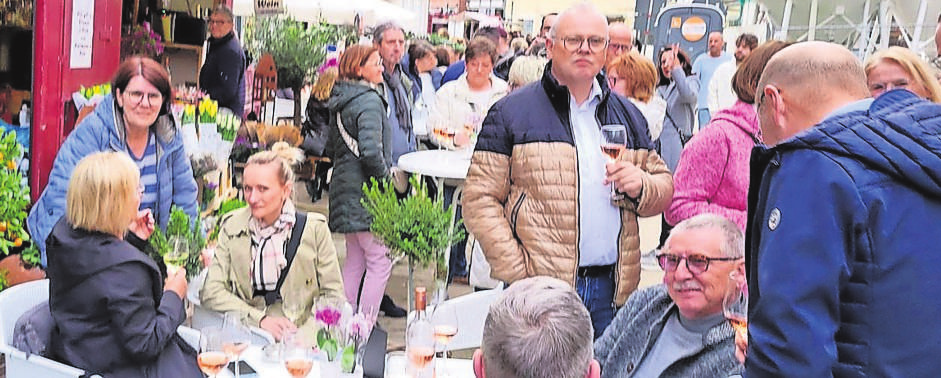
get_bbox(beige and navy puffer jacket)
[463,63,674,306]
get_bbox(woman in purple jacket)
[665,41,791,231]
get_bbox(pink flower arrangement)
[316,306,342,328]
[121,22,165,59]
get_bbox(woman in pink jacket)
[666,41,791,231]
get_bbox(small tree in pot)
[361,176,465,310]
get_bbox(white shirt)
[571,80,621,267]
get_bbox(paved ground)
[292,183,665,353]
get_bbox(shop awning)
[233,0,416,26]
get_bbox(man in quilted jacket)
[463,2,674,339]
[744,41,941,376]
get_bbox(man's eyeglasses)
[208,18,230,25]
[608,43,631,53]
[657,253,742,274]
[556,36,608,53]
[124,90,163,106]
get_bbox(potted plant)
[147,206,206,280]
[361,176,465,309]
[244,18,354,126]
[0,131,44,289]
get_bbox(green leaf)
[321,338,338,361]
[340,344,356,373]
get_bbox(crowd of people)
[18,1,941,377]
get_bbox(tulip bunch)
[79,83,112,100]
[216,112,240,142]
[197,98,218,124]
[181,103,197,124]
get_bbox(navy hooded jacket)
[745,89,941,377]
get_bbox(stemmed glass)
[723,270,748,362]
[165,236,190,277]
[432,304,459,376]
[600,124,628,200]
[198,327,230,378]
[282,332,314,378]
[282,290,310,326]
[222,312,252,377]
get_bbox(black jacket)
[46,218,200,377]
[200,32,246,117]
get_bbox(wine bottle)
[406,287,436,377]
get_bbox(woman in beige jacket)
[200,143,345,343]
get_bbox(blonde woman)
[46,152,199,377]
[864,46,941,103]
[507,55,547,92]
[201,142,344,343]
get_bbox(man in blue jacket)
[200,5,245,117]
[744,41,941,376]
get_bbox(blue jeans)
[575,268,616,339]
[697,108,712,129]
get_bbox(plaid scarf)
[248,199,297,292]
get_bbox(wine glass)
[222,312,252,378]
[283,291,310,326]
[165,236,190,277]
[432,304,459,375]
[724,270,748,362]
[198,327,230,378]
[600,124,628,200]
[283,332,314,378]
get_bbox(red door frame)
[31,0,122,201]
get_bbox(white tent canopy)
[233,0,416,27]
[751,0,939,58]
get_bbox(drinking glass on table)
[222,312,252,377]
[432,304,459,376]
[724,270,748,363]
[600,124,628,200]
[282,291,310,326]
[198,327,230,378]
[165,236,190,276]
[283,332,315,378]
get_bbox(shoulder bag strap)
[265,211,308,306]
[336,112,360,158]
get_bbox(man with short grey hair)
[200,5,245,117]
[606,22,634,65]
[465,2,673,339]
[595,214,742,377]
[473,276,601,378]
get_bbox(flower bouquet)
[314,298,369,377]
[71,83,112,113]
[213,111,240,166]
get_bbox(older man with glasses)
[606,22,634,65]
[594,214,741,377]
[199,5,246,117]
[464,2,673,339]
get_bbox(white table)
[384,353,475,378]
[397,149,472,183]
[217,345,472,378]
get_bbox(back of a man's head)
[479,276,594,378]
[760,42,868,110]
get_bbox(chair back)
[0,279,49,346]
[0,279,92,378]
[432,286,504,351]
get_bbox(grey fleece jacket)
[594,284,739,378]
